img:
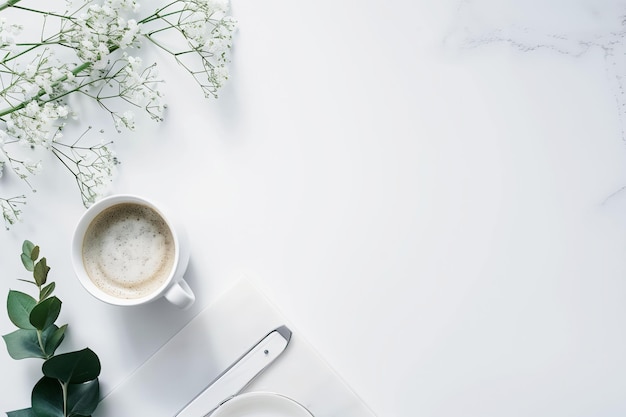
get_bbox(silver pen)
[175,325,292,417]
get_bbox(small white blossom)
[50,67,64,80]
[24,64,37,78]
[35,74,54,95]
[24,101,39,117]
[56,106,69,118]
[208,0,230,13]
[211,64,229,87]
[119,19,140,48]
[0,18,22,49]
[114,110,135,131]
[22,159,43,174]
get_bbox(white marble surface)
[3,0,626,416]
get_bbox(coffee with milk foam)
[82,203,176,299]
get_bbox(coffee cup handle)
[164,278,195,309]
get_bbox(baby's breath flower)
[0,0,236,228]
[115,111,135,131]
[211,64,229,88]
[0,18,21,48]
[24,64,37,79]
[207,0,230,14]
[0,196,25,228]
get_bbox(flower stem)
[10,5,75,20]
[0,30,125,118]
[0,61,90,117]
[0,0,21,12]
[137,1,180,24]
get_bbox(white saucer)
[211,392,313,417]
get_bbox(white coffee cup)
[71,194,195,309]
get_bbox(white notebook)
[94,279,377,417]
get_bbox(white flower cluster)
[142,0,236,97]
[179,0,228,47]
[207,17,236,89]
[51,131,118,206]
[0,0,236,227]
[64,0,142,69]
[6,101,69,147]
[0,48,76,151]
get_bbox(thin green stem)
[36,329,47,358]
[0,61,91,117]
[11,5,76,20]
[62,381,68,417]
[0,0,21,13]
[143,33,180,56]
[0,34,123,117]
[3,29,70,64]
[137,1,180,24]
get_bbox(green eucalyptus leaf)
[44,324,67,357]
[22,240,34,257]
[33,258,50,286]
[7,290,36,329]
[2,329,46,359]
[31,377,63,417]
[30,246,40,261]
[67,379,100,416]
[21,253,34,272]
[29,296,61,331]
[39,282,56,301]
[42,348,101,384]
[7,408,36,417]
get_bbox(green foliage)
[3,240,101,417]
[7,409,36,417]
[3,328,49,360]
[32,377,99,417]
[29,297,61,331]
[7,291,37,330]
[39,284,55,302]
[43,349,101,384]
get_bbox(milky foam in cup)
[72,195,195,309]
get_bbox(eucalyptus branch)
[2,240,102,416]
